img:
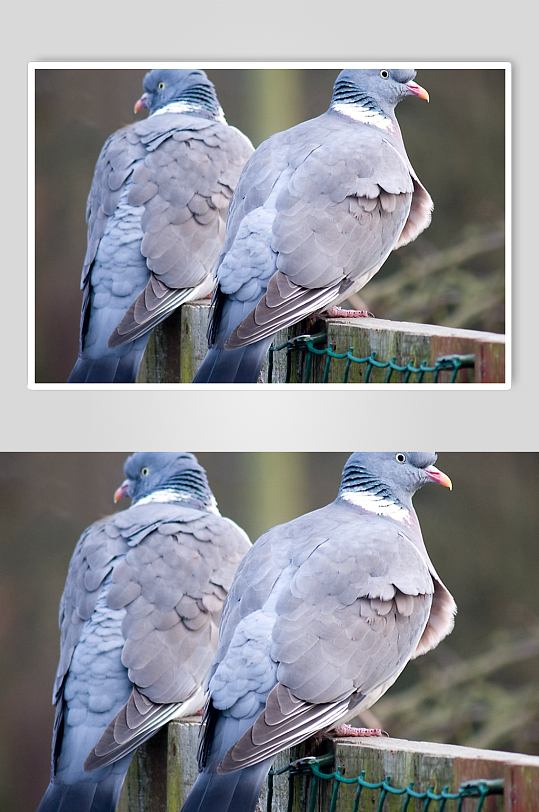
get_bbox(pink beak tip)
[426,465,452,491]
[406,80,430,103]
[114,481,129,503]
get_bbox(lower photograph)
[2,452,538,812]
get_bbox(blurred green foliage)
[1,452,537,810]
[34,67,505,382]
[363,625,539,754]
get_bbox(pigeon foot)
[328,723,389,738]
[323,306,374,318]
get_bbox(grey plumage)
[193,69,432,383]
[37,452,251,812]
[181,452,455,812]
[67,69,253,383]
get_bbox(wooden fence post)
[117,721,538,812]
[117,718,201,812]
[321,317,505,384]
[136,304,506,384]
[137,302,212,384]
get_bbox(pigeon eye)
[158,82,165,90]
[141,467,150,476]
[380,70,389,79]
[395,453,406,464]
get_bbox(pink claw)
[323,306,374,318]
[330,724,389,738]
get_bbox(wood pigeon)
[193,69,432,383]
[67,70,253,383]
[36,452,251,812]
[180,452,455,812]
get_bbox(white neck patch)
[134,488,220,514]
[340,490,409,523]
[332,103,393,132]
[151,101,226,124]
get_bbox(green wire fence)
[267,333,475,384]
[137,304,505,383]
[267,754,503,812]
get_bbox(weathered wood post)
[117,719,200,812]
[118,721,539,812]
[137,303,505,384]
[137,303,212,384]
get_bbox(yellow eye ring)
[158,82,165,90]
[141,467,150,476]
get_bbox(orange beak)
[425,465,452,490]
[114,480,130,503]
[134,93,149,114]
[406,80,429,102]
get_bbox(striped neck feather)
[134,467,219,513]
[339,489,409,522]
[330,80,393,131]
[134,488,219,513]
[152,84,225,123]
[337,464,409,522]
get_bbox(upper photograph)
[31,63,509,388]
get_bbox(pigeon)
[67,69,254,383]
[36,452,251,812]
[193,69,432,383]
[180,452,455,812]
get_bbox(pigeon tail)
[67,342,148,383]
[192,340,272,383]
[180,760,272,812]
[36,766,129,812]
[181,711,272,812]
[193,291,272,383]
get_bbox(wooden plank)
[326,318,401,383]
[118,725,539,811]
[137,304,505,384]
[117,724,170,812]
[261,318,326,384]
[178,303,215,384]
[165,719,203,810]
[137,309,183,384]
[331,738,459,812]
[137,301,212,384]
[504,763,539,812]
[325,317,505,384]
[453,756,505,812]
[117,717,201,812]
[333,737,539,812]
[475,341,506,384]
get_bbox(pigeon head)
[338,452,451,512]
[114,451,217,509]
[331,68,429,121]
[134,69,222,119]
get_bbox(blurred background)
[34,67,506,382]
[1,452,537,810]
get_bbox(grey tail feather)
[181,702,272,812]
[180,760,273,812]
[193,288,273,383]
[192,340,272,383]
[36,775,125,812]
[67,348,146,383]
